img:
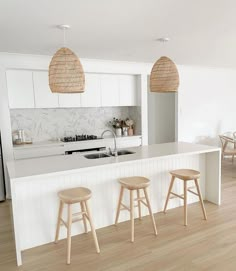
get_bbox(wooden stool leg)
[55,200,64,243]
[194,179,207,220]
[184,181,187,226]
[143,188,158,236]
[130,190,134,242]
[115,186,124,225]
[137,189,142,220]
[80,201,88,233]
[163,176,175,213]
[84,201,100,253]
[67,204,72,265]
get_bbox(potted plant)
[125,118,134,136]
[108,118,123,136]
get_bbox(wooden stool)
[115,176,157,242]
[55,187,100,264]
[163,169,207,226]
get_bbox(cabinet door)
[119,75,137,106]
[14,145,65,160]
[117,136,142,148]
[100,74,119,106]
[58,93,81,107]
[6,70,35,108]
[81,73,101,107]
[33,71,59,108]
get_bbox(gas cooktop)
[61,134,101,142]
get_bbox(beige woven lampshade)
[49,47,85,93]
[150,56,179,92]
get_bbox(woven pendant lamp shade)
[49,47,85,93]
[150,56,179,92]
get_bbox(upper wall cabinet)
[81,73,101,107]
[100,74,138,107]
[100,74,120,107]
[33,71,59,108]
[58,93,81,108]
[6,69,139,108]
[6,70,35,109]
[119,75,137,106]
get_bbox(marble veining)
[10,107,141,142]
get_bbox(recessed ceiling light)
[156,37,170,42]
[57,24,71,30]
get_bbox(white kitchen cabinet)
[13,136,142,160]
[116,136,142,148]
[100,74,119,107]
[13,145,65,160]
[119,75,137,106]
[6,70,35,108]
[103,136,142,149]
[33,71,59,108]
[81,73,101,107]
[58,93,81,107]
[7,69,139,108]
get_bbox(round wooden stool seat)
[170,169,200,181]
[58,187,92,204]
[119,176,150,190]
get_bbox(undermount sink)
[84,150,135,159]
[84,153,110,159]
[112,150,135,156]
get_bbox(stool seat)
[119,176,150,190]
[170,169,200,181]
[58,187,92,204]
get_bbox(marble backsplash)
[10,107,141,142]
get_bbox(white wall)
[178,65,236,146]
[147,64,236,147]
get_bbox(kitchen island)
[7,142,221,266]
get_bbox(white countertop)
[13,140,64,149]
[12,135,142,150]
[7,142,220,180]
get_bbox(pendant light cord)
[57,25,70,48]
[63,27,66,47]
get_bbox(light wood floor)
[0,161,236,271]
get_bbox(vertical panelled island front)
[7,142,221,266]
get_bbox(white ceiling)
[0,0,236,68]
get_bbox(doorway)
[148,92,178,144]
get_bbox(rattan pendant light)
[49,25,85,93]
[150,38,179,93]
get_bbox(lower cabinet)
[13,145,65,160]
[105,136,142,149]
[13,136,142,160]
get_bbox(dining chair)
[219,134,236,163]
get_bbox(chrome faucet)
[101,129,118,157]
